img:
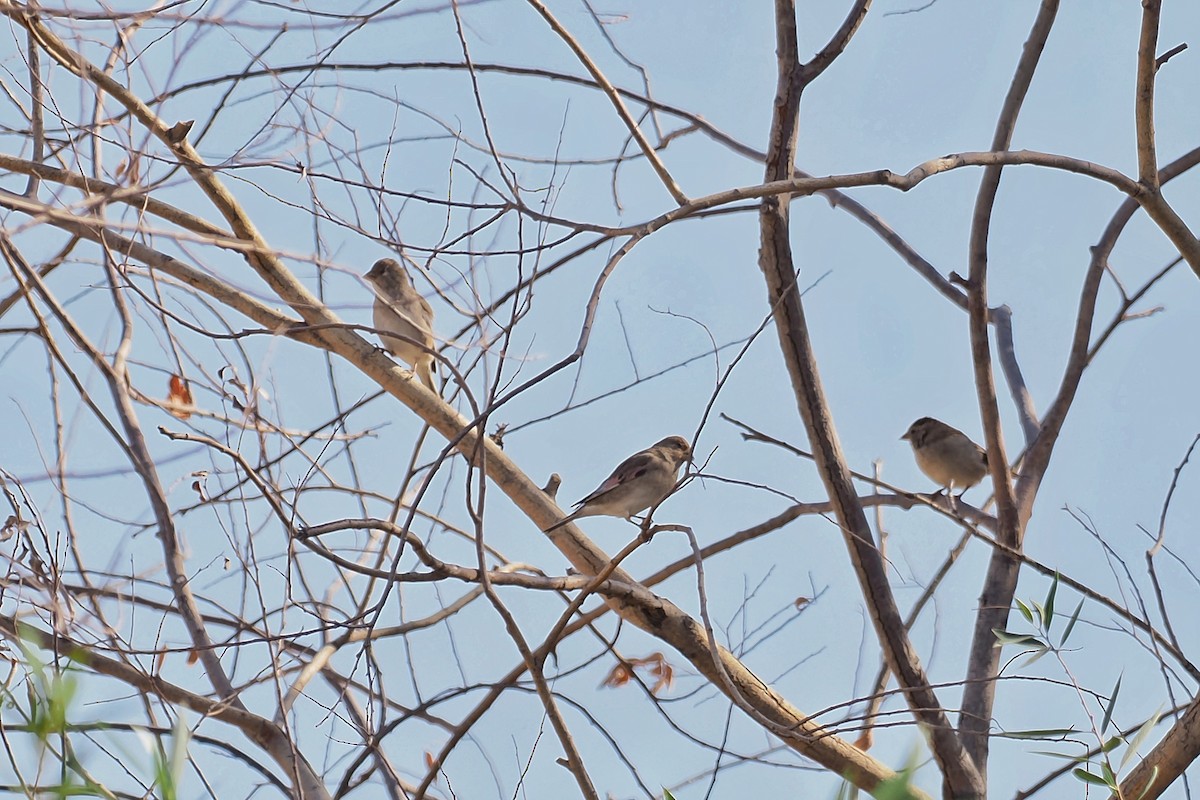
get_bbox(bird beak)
[899,433,909,441]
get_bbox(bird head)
[900,417,938,443]
[656,435,693,467]
[365,257,409,288]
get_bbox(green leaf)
[1032,750,1095,762]
[1119,708,1163,772]
[873,773,919,800]
[1044,573,1058,629]
[1059,599,1084,646]
[164,714,191,800]
[1101,676,1122,734]
[1016,598,1035,625]
[993,629,1045,648]
[1032,601,1045,628]
[663,790,677,800]
[869,745,923,800]
[1073,768,1112,787]
[1102,735,1124,753]
[1101,761,1116,785]
[998,728,1077,740]
[1022,647,1051,667]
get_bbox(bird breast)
[914,437,987,488]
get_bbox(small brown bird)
[365,257,436,390]
[544,436,692,532]
[901,417,988,495]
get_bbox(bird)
[901,417,989,495]
[544,436,692,532]
[365,257,436,390]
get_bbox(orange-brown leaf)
[600,662,634,689]
[167,375,194,420]
[602,653,675,695]
[650,664,674,695]
[642,652,673,695]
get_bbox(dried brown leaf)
[600,662,634,689]
[167,374,194,420]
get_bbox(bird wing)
[415,295,435,332]
[389,296,434,338]
[574,451,654,507]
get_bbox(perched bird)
[901,417,988,495]
[365,257,436,390]
[544,436,692,532]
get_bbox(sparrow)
[544,436,692,532]
[901,417,988,495]
[365,257,436,390]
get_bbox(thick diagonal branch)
[1115,692,1200,800]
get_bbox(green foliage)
[6,636,107,797]
[1120,710,1162,772]
[994,727,1077,740]
[1058,599,1084,647]
[870,745,924,800]
[1072,765,1114,788]
[994,572,1074,666]
[872,772,920,800]
[998,575,1166,796]
[1100,676,1122,734]
[143,715,192,800]
[16,636,80,745]
[5,632,192,799]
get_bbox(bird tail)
[543,511,576,533]
[416,359,436,392]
